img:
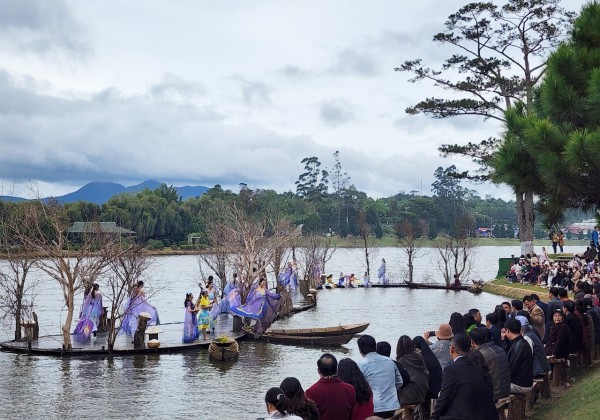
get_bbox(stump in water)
[134,317,149,350]
[32,312,39,340]
[98,307,108,333]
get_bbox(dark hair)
[523,295,533,303]
[468,308,480,317]
[469,327,489,346]
[511,300,523,311]
[208,275,214,282]
[550,287,559,297]
[501,301,511,307]
[396,335,414,359]
[136,281,144,288]
[575,300,590,326]
[279,377,319,419]
[504,319,522,334]
[530,293,540,301]
[357,335,377,355]
[558,288,568,298]
[451,333,471,354]
[337,358,373,405]
[317,353,337,376]
[376,341,392,357]
[563,300,574,313]
[413,336,443,398]
[486,312,498,325]
[463,313,476,329]
[449,312,466,335]
[552,309,565,322]
[92,283,100,299]
[184,293,193,307]
[516,310,531,322]
[495,306,507,325]
[265,387,291,414]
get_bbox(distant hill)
[0,181,209,205]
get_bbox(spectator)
[448,312,466,335]
[337,358,374,420]
[545,309,571,360]
[504,319,534,394]
[564,300,583,353]
[530,294,548,320]
[376,341,411,392]
[422,323,454,370]
[264,387,303,420]
[468,308,485,328]
[279,377,320,420]
[431,334,497,420]
[357,335,402,419]
[306,353,355,420]
[523,295,545,338]
[395,335,429,406]
[412,335,443,419]
[515,316,550,379]
[469,327,510,403]
[509,300,523,319]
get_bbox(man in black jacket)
[504,319,534,394]
[469,327,510,402]
[431,334,496,420]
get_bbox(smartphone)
[428,331,436,337]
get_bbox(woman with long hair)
[337,358,374,420]
[413,335,443,420]
[182,293,199,343]
[396,335,429,406]
[73,283,103,339]
[467,350,498,420]
[264,387,303,419]
[279,377,319,420]
[448,312,466,335]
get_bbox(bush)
[161,239,171,247]
[146,239,164,250]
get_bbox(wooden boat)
[267,322,369,337]
[404,281,470,291]
[247,331,353,346]
[208,337,240,361]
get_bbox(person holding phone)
[422,324,454,370]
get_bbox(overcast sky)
[0,0,583,200]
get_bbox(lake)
[0,245,584,419]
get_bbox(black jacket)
[507,335,533,388]
[431,356,497,420]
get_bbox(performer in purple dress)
[120,281,160,335]
[74,283,103,339]
[182,293,199,343]
[228,278,281,336]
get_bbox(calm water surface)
[0,245,584,419]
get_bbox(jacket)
[358,352,402,413]
[398,352,429,405]
[545,322,571,360]
[478,342,510,402]
[507,335,533,388]
[523,327,550,377]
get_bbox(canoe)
[267,322,369,337]
[208,338,239,361]
[248,331,353,346]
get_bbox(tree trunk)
[516,191,535,255]
[14,302,21,340]
[62,290,74,350]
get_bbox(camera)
[428,331,436,338]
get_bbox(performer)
[73,283,103,339]
[197,290,211,340]
[182,293,199,343]
[278,262,294,287]
[120,280,160,335]
[228,278,281,336]
[206,278,219,334]
[363,271,370,288]
[378,258,388,285]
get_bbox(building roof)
[68,222,136,234]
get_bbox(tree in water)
[397,0,574,254]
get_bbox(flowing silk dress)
[378,261,388,285]
[120,290,160,335]
[73,292,103,339]
[228,284,281,335]
[182,300,199,343]
[207,288,218,331]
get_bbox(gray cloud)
[276,65,313,80]
[328,48,379,77]
[0,0,88,55]
[231,76,273,107]
[319,99,357,127]
[149,73,207,102]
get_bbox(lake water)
[0,245,584,419]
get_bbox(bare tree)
[197,204,229,294]
[435,217,475,286]
[297,235,336,297]
[355,211,378,278]
[396,219,428,284]
[18,200,115,350]
[0,203,38,340]
[103,245,153,351]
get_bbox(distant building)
[68,222,135,236]
[476,227,493,238]
[565,219,596,235]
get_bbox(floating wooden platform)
[322,283,469,290]
[0,314,244,357]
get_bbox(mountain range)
[0,180,209,205]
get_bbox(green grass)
[535,367,600,419]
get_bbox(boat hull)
[267,322,369,337]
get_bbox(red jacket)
[306,377,356,420]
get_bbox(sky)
[0,0,584,200]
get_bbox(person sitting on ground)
[431,334,497,420]
[337,358,374,420]
[395,335,429,406]
[306,353,355,420]
[422,323,454,370]
[503,319,534,394]
[264,387,303,419]
[469,327,510,403]
[357,335,402,419]
[279,377,320,420]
